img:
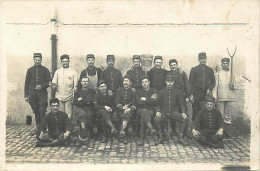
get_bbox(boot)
[155,132,163,145]
[123,136,128,144]
[177,134,188,146]
[137,138,145,146]
[30,124,40,136]
[119,130,126,137]
[111,126,118,136]
[101,135,107,143]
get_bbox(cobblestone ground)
[6,121,250,165]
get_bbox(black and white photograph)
[0,0,259,170]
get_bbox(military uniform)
[189,53,215,120]
[78,67,102,90]
[24,53,51,128]
[192,97,224,148]
[100,67,123,93]
[147,67,167,91]
[36,111,72,147]
[126,66,145,89]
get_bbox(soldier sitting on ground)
[192,96,225,149]
[36,98,72,147]
[115,75,136,144]
[73,76,96,146]
[93,80,118,143]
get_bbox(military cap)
[133,55,141,60]
[33,53,42,58]
[60,54,70,61]
[123,75,132,82]
[107,55,115,60]
[205,96,215,103]
[169,59,178,65]
[198,52,207,59]
[165,73,175,82]
[140,75,149,83]
[221,57,230,63]
[86,54,95,60]
[154,56,163,62]
[97,79,106,87]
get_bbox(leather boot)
[155,132,163,145]
[177,133,188,146]
[101,135,107,143]
[137,138,144,146]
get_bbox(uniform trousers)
[194,129,224,145]
[136,108,155,138]
[95,109,113,135]
[74,106,94,127]
[28,89,48,125]
[216,101,234,122]
[59,99,73,120]
[192,88,207,120]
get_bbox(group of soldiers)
[24,52,235,149]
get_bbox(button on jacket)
[156,88,186,114]
[100,67,123,92]
[24,65,51,97]
[147,67,168,91]
[169,70,191,98]
[126,66,145,89]
[136,88,157,110]
[41,111,72,139]
[115,87,136,108]
[189,64,215,92]
[52,67,78,101]
[93,92,115,111]
[192,109,224,130]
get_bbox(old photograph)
[0,0,259,170]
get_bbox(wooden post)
[51,34,57,98]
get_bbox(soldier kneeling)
[36,98,72,147]
[192,96,225,149]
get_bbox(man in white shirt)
[213,57,235,124]
[51,54,78,120]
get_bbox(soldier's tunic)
[24,65,51,125]
[169,70,191,98]
[100,67,123,93]
[213,69,235,122]
[192,109,224,144]
[147,67,167,91]
[115,87,136,121]
[189,64,215,120]
[73,88,96,126]
[126,66,145,89]
[78,66,102,90]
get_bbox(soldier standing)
[126,55,145,91]
[189,52,215,120]
[78,54,102,91]
[213,58,235,124]
[100,55,123,95]
[24,53,51,135]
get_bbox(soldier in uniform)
[192,96,225,149]
[51,54,78,120]
[154,74,189,146]
[126,55,145,91]
[136,76,157,146]
[100,55,123,95]
[189,52,215,120]
[213,57,235,124]
[73,76,96,145]
[168,59,193,136]
[93,80,118,143]
[115,75,136,144]
[78,54,102,91]
[36,98,72,147]
[24,53,51,135]
[147,56,168,92]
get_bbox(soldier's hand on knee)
[192,129,200,137]
[105,106,112,112]
[182,113,187,119]
[24,97,29,103]
[156,112,161,117]
[151,94,157,99]
[64,131,70,139]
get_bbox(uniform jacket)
[78,66,102,89]
[115,87,136,109]
[126,66,145,89]
[24,65,51,97]
[136,87,158,110]
[41,111,72,138]
[213,69,235,102]
[169,70,191,98]
[100,67,123,92]
[156,87,186,114]
[52,67,78,101]
[73,88,96,107]
[192,109,224,131]
[189,64,215,93]
[147,67,167,91]
[93,92,115,111]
